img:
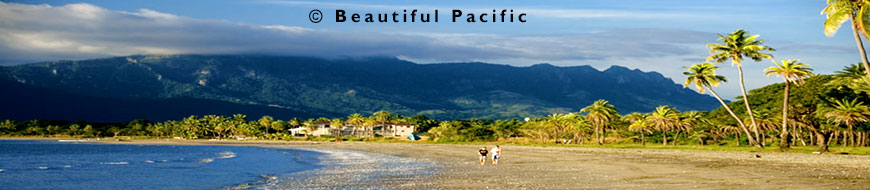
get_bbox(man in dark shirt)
[478,147,488,165]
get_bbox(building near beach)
[288,121,339,136]
[289,122,415,138]
[381,123,415,137]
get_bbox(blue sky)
[0,0,860,100]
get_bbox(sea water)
[0,140,324,189]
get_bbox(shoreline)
[7,138,870,189]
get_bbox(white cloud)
[524,9,698,19]
[0,2,716,65]
[0,2,857,100]
[261,0,703,20]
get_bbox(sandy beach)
[30,138,870,189]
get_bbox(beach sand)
[41,138,870,189]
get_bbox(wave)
[100,162,129,165]
[200,158,213,163]
[0,169,4,173]
[57,140,91,142]
[145,160,155,163]
[228,174,279,189]
[37,166,48,170]
[218,151,236,159]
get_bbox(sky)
[0,0,861,100]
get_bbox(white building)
[289,121,415,138]
[288,121,339,137]
[374,123,415,137]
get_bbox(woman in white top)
[491,145,501,165]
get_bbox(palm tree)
[707,29,775,146]
[822,0,870,78]
[683,62,759,146]
[820,98,870,146]
[675,111,703,145]
[330,118,346,137]
[749,109,780,146]
[625,112,650,145]
[629,119,652,145]
[363,117,378,137]
[624,112,647,123]
[647,106,680,145]
[303,119,318,137]
[581,100,619,145]
[718,124,742,146]
[373,110,393,136]
[764,59,813,150]
[544,113,585,143]
[271,120,286,135]
[347,113,366,136]
[258,116,274,134]
[829,64,870,94]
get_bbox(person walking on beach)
[491,145,501,165]
[478,147,488,165]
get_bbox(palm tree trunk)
[594,125,601,145]
[705,86,759,146]
[641,132,645,146]
[796,127,807,146]
[736,132,740,146]
[780,81,790,150]
[851,20,870,78]
[816,131,829,152]
[849,124,856,147]
[672,131,679,146]
[663,131,668,146]
[736,64,762,147]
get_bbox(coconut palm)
[303,119,318,137]
[624,112,647,123]
[675,111,703,145]
[718,124,743,146]
[373,110,393,136]
[363,117,378,137]
[822,0,870,78]
[683,62,759,146]
[820,98,870,146]
[331,118,346,137]
[749,109,780,146]
[829,64,870,94]
[347,113,366,136]
[707,29,775,146]
[545,113,579,141]
[647,106,681,145]
[764,59,813,150]
[581,100,619,145]
[258,116,274,134]
[629,119,652,145]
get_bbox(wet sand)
[18,138,870,189]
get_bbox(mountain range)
[0,55,721,121]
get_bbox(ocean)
[0,140,323,189]
[0,140,437,189]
